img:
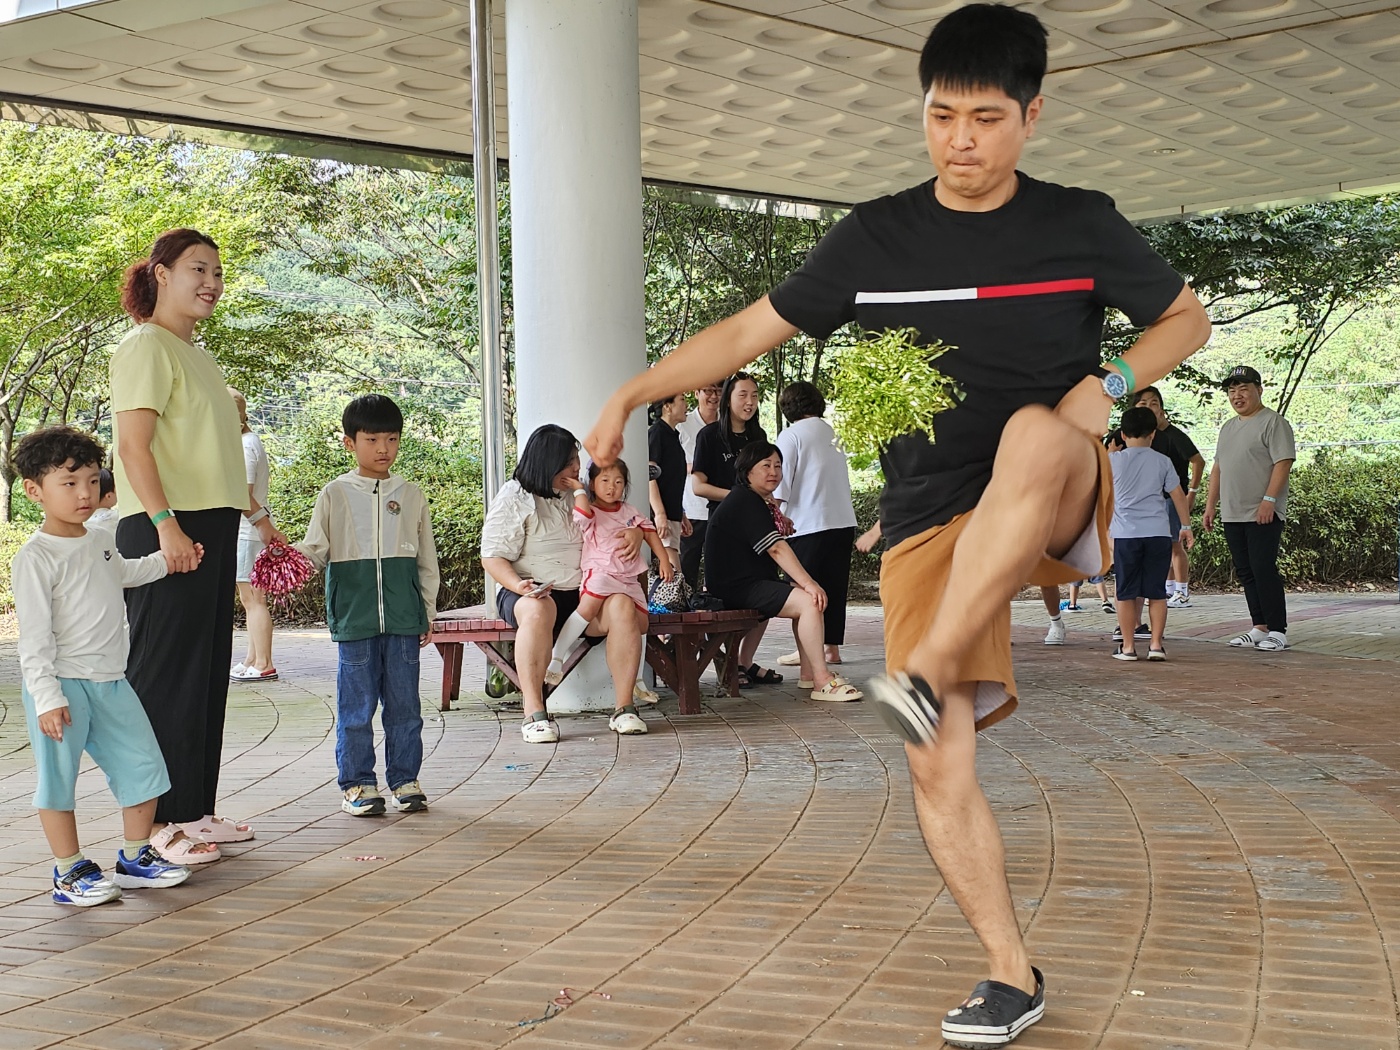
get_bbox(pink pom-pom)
[250,543,316,597]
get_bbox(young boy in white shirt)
[11,427,197,906]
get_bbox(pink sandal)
[178,814,254,843]
[151,825,221,865]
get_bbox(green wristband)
[1108,355,1136,395]
[150,509,173,527]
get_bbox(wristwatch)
[1092,366,1129,402]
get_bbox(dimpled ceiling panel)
[6,0,1400,218]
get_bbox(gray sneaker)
[342,785,386,816]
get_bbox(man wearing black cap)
[1203,366,1296,650]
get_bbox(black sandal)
[745,664,784,685]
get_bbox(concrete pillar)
[506,0,647,712]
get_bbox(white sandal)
[178,814,254,843]
[810,677,864,702]
[151,825,221,865]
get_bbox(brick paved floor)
[0,593,1392,1048]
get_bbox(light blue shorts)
[22,678,171,812]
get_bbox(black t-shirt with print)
[647,421,687,520]
[768,174,1185,546]
[690,421,768,513]
[704,485,782,598]
[1152,423,1200,491]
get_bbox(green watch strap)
[150,509,173,527]
[1107,355,1136,394]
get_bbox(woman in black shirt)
[705,442,863,702]
[647,393,690,575]
[690,372,767,513]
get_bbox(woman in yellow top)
[111,228,286,864]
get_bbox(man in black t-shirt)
[587,5,1210,1044]
[1134,386,1205,605]
[647,393,691,575]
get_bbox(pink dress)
[576,500,655,612]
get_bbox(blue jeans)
[336,634,423,792]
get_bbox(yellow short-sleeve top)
[110,323,248,516]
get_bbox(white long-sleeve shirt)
[13,528,167,716]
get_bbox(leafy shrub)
[0,521,34,609]
[848,448,1400,594]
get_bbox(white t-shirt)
[677,409,713,522]
[239,431,270,545]
[13,528,167,715]
[773,416,857,536]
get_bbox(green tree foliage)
[266,162,509,440]
[0,124,344,519]
[1121,197,1400,415]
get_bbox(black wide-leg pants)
[788,526,856,646]
[118,507,240,825]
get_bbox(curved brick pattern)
[0,600,1390,1048]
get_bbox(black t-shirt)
[1152,423,1200,490]
[704,486,782,597]
[768,174,1185,546]
[647,421,687,521]
[690,421,768,513]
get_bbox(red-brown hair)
[120,228,220,323]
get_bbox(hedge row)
[0,447,1394,615]
[848,448,1400,591]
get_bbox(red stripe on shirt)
[976,278,1094,299]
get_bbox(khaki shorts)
[660,519,683,550]
[880,442,1113,732]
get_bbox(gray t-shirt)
[1109,446,1180,539]
[1216,406,1296,522]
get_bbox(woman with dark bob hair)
[112,228,285,863]
[704,441,862,702]
[480,424,647,743]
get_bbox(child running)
[296,394,440,817]
[12,426,196,906]
[544,459,673,734]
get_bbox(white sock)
[550,612,590,665]
[1179,583,1189,597]
[1248,627,1269,641]
[1048,613,1061,624]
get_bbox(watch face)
[1103,371,1129,400]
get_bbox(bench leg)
[435,642,464,711]
[718,631,744,698]
[673,634,702,715]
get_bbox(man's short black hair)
[587,458,631,499]
[734,441,782,488]
[513,424,579,499]
[919,3,1048,115]
[342,393,404,439]
[1134,385,1166,409]
[1119,406,1158,440]
[779,381,825,424]
[12,426,105,483]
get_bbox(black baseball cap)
[1221,365,1262,389]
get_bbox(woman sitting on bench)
[704,442,863,702]
[480,424,648,745]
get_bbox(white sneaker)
[521,715,560,743]
[609,708,648,735]
[1167,592,1192,608]
[775,650,802,666]
[1044,618,1066,646]
[1256,631,1289,651]
[633,681,660,705]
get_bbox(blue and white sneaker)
[52,859,121,907]
[113,845,191,889]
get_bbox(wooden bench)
[431,606,767,716]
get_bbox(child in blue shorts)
[11,427,199,906]
[1108,408,1194,661]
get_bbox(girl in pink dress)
[545,460,673,692]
